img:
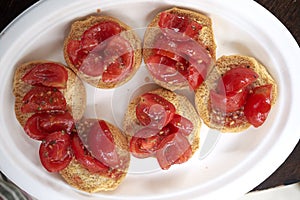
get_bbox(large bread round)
[143,7,217,91]
[63,15,142,89]
[195,55,278,132]
[59,119,130,193]
[13,60,86,127]
[123,88,201,155]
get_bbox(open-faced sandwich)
[64,15,142,89]
[123,88,201,170]
[13,60,86,129]
[195,55,278,132]
[143,7,216,91]
[13,61,130,192]
[60,118,130,192]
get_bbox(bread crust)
[13,60,86,127]
[59,119,130,193]
[195,55,278,132]
[123,88,201,156]
[63,15,142,89]
[143,7,217,91]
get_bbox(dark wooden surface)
[0,0,299,193]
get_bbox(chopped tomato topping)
[21,86,66,113]
[22,63,68,88]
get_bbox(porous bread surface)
[63,15,142,89]
[195,55,278,132]
[143,7,217,91]
[13,60,86,127]
[59,119,130,193]
[123,88,201,154]
[59,158,127,193]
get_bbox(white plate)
[0,0,299,200]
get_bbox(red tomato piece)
[102,61,123,83]
[81,21,122,51]
[187,66,205,91]
[158,12,202,41]
[71,133,110,174]
[79,52,105,76]
[210,89,248,113]
[146,54,188,83]
[101,35,134,83]
[86,120,120,169]
[66,40,82,66]
[24,112,74,140]
[151,34,186,63]
[244,84,273,127]
[177,40,211,67]
[21,86,67,113]
[167,114,194,136]
[129,128,161,158]
[22,63,68,88]
[184,20,203,40]
[129,126,173,158]
[39,131,72,172]
[216,67,259,94]
[136,93,176,129]
[103,35,133,66]
[156,132,192,170]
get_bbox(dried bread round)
[63,15,142,89]
[13,60,86,127]
[123,88,201,155]
[59,119,130,193]
[143,7,217,91]
[195,55,278,132]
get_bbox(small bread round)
[143,7,217,91]
[123,88,201,155]
[63,15,142,89]
[195,55,278,132]
[13,60,86,127]
[59,119,130,193]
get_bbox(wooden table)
[0,0,299,193]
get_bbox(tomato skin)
[167,114,194,136]
[151,34,186,63]
[210,89,248,113]
[86,120,120,169]
[24,112,75,140]
[39,131,72,172]
[79,52,105,76]
[66,21,134,83]
[187,66,205,91]
[136,93,176,129]
[22,63,68,88]
[129,127,172,158]
[82,21,122,50]
[158,12,202,41]
[66,40,84,66]
[156,132,192,170]
[21,86,67,113]
[177,40,211,67]
[146,54,188,83]
[71,133,109,174]
[244,84,272,127]
[217,67,258,94]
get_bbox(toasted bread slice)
[63,15,142,89]
[195,55,278,132]
[123,88,201,158]
[60,119,130,193]
[143,7,217,90]
[13,60,86,127]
